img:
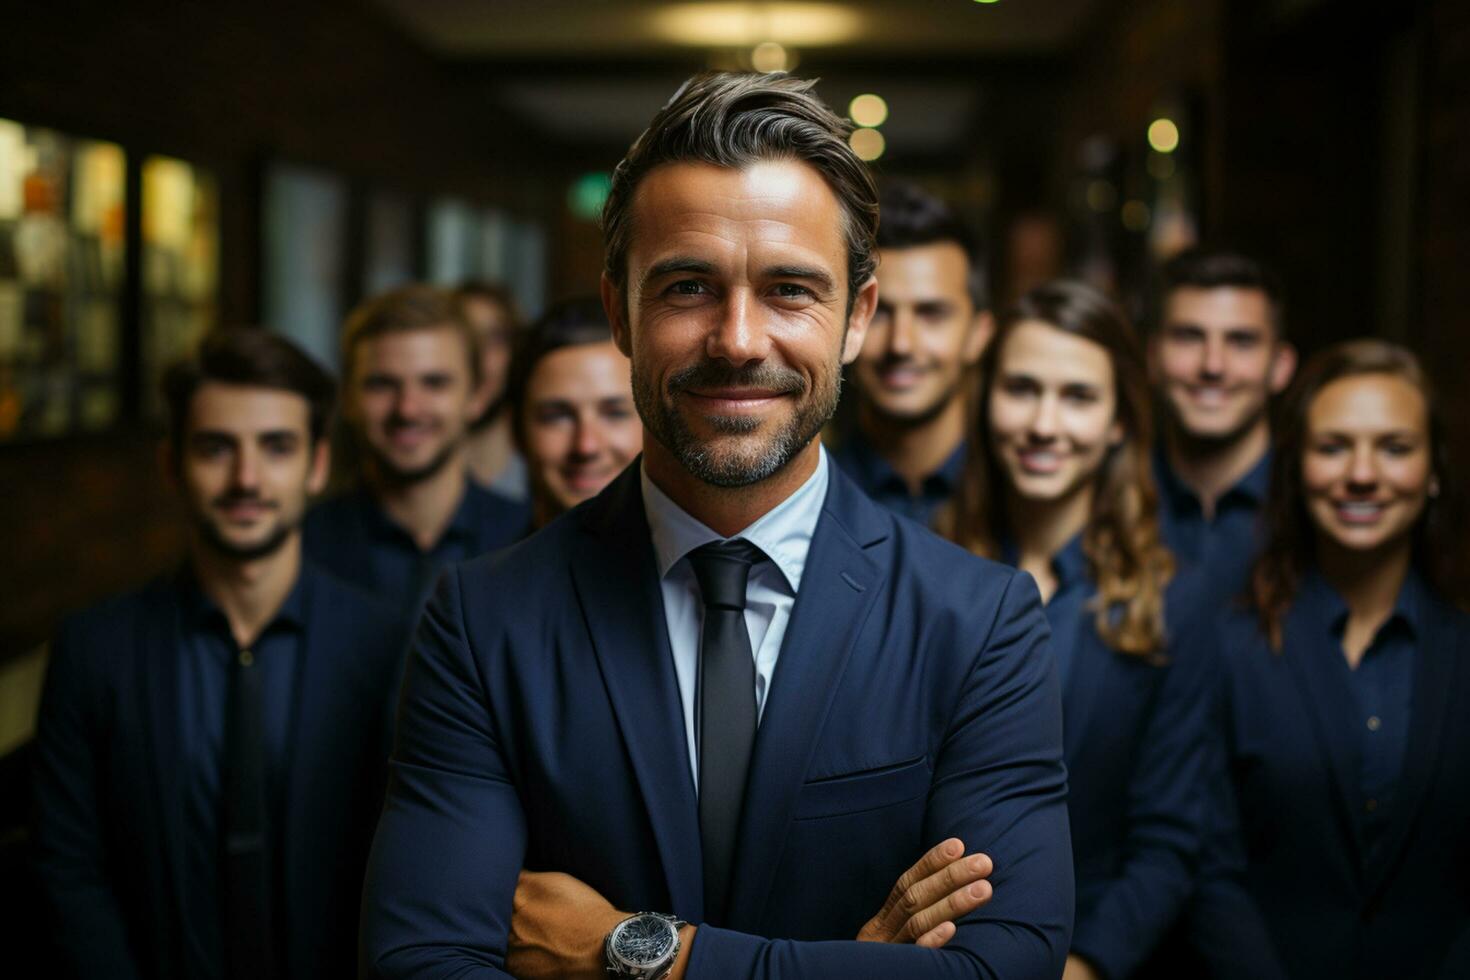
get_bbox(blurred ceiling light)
[1147,152,1176,180]
[850,127,885,162]
[849,94,888,128]
[651,3,862,47]
[974,0,1002,4]
[568,172,613,221]
[1121,200,1151,231]
[1147,118,1180,154]
[751,41,791,72]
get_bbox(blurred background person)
[455,281,529,501]
[303,285,526,617]
[31,329,405,980]
[1190,340,1470,980]
[944,280,1215,980]
[1149,248,1296,602]
[838,181,992,527]
[506,296,640,531]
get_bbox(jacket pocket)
[793,757,931,820]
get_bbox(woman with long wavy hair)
[944,279,1216,980]
[1190,340,1470,979]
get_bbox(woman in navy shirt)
[944,280,1215,980]
[1191,339,1470,979]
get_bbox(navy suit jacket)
[31,563,407,980]
[361,462,1074,978]
[1059,568,1216,980]
[1189,589,1470,980]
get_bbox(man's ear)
[307,439,331,497]
[1269,341,1298,395]
[602,274,633,358]
[841,275,880,365]
[964,310,995,365]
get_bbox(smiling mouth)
[1332,500,1389,525]
[1016,448,1063,474]
[683,388,785,413]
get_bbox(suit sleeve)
[1184,663,1291,980]
[31,621,143,980]
[360,568,525,979]
[1068,602,1216,979]
[686,570,1074,979]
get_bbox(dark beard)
[1166,398,1269,455]
[194,508,298,563]
[861,364,963,429]
[634,358,840,488]
[367,439,460,486]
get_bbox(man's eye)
[773,283,813,299]
[668,280,707,296]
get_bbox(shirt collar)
[177,561,310,634]
[641,446,829,595]
[1153,444,1273,510]
[845,432,965,497]
[357,477,480,549]
[999,531,1090,594]
[1299,564,1424,640]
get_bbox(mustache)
[667,361,806,397]
[211,490,277,510]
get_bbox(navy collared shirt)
[833,434,965,528]
[304,478,527,616]
[1002,533,1091,690]
[175,566,309,979]
[1153,446,1270,603]
[1298,568,1420,853]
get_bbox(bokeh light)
[849,93,888,128]
[1147,117,1180,154]
[850,127,886,161]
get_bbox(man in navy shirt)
[1149,249,1297,599]
[836,182,992,527]
[305,285,526,614]
[32,329,406,979]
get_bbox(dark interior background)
[2,0,1466,956]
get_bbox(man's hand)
[1063,954,1102,980]
[856,838,994,948]
[507,871,629,980]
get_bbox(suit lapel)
[1281,602,1367,866]
[142,579,188,935]
[280,570,325,933]
[1363,596,1457,898]
[725,471,888,929]
[570,467,705,918]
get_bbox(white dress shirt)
[641,447,829,790]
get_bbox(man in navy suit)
[361,72,1073,979]
[32,329,406,979]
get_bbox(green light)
[975,0,1001,5]
[567,172,613,221]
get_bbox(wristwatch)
[604,911,686,979]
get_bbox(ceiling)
[372,1,1102,159]
[374,0,1105,58]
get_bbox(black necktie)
[688,538,763,925]
[222,646,278,980]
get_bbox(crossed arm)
[360,569,1071,979]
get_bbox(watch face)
[612,915,675,966]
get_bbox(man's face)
[462,296,514,423]
[606,159,875,488]
[173,383,327,560]
[856,242,990,424]
[522,340,642,514]
[1151,286,1296,443]
[346,326,481,483]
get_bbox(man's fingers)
[897,853,993,922]
[877,838,964,924]
[904,879,993,941]
[915,920,956,950]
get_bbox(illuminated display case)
[141,156,220,418]
[0,119,125,441]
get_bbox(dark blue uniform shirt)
[1298,568,1419,855]
[833,435,965,528]
[176,567,309,979]
[1002,533,1090,690]
[1154,446,1270,603]
[303,479,526,616]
